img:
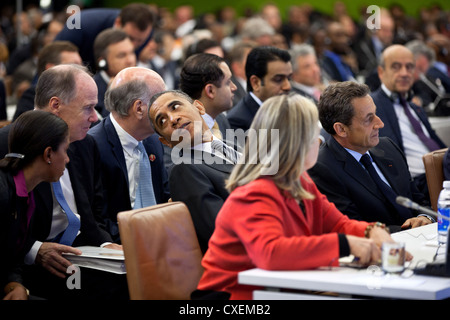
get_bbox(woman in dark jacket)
[0,110,69,300]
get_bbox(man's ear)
[133,100,145,120]
[249,75,261,92]
[158,136,173,148]
[204,84,215,99]
[193,99,206,115]
[48,97,61,115]
[333,122,348,138]
[113,16,122,28]
[377,65,384,80]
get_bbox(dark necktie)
[399,96,440,151]
[52,181,80,246]
[211,139,238,164]
[360,154,412,221]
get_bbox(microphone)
[395,196,450,221]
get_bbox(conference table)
[238,223,450,300]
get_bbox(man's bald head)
[105,67,166,116]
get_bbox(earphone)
[97,58,108,71]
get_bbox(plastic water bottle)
[438,181,450,245]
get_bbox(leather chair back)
[118,202,203,300]
[423,148,448,211]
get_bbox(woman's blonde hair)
[226,93,318,200]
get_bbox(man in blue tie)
[0,64,128,300]
[371,44,446,198]
[308,81,434,233]
[88,67,170,243]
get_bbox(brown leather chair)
[423,148,448,211]
[0,120,10,128]
[117,202,204,300]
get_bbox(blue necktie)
[360,154,412,221]
[134,142,157,209]
[52,181,80,246]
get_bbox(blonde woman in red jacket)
[196,93,405,300]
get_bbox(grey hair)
[405,40,436,64]
[35,64,91,109]
[104,80,151,117]
[290,43,317,71]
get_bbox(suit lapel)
[369,145,403,195]
[104,117,129,184]
[328,137,385,201]
[378,90,403,143]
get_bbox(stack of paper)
[63,246,126,274]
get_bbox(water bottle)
[438,181,450,245]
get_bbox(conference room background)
[104,0,450,20]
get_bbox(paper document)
[63,246,126,274]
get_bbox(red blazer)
[197,174,370,300]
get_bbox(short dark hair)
[318,81,370,135]
[94,28,129,62]
[0,110,68,175]
[119,3,155,31]
[245,46,291,92]
[180,53,226,99]
[37,41,79,75]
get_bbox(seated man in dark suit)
[149,90,237,253]
[371,44,446,198]
[308,81,433,232]
[88,67,170,243]
[0,64,127,300]
[12,41,82,121]
[92,28,136,119]
[290,43,323,104]
[54,3,154,71]
[226,46,292,132]
[164,52,237,170]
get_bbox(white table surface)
[238,223,450,300]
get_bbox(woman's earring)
[48,160,52,164]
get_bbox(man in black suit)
[92,28,136,119]
[308,81,433,232]
[180,53,236,141]
[54,3,154,71]
[226,46,292,132]
[0,64,127,300]
[88,67,170,243]
[371,44,446,197]
[149,90,235,253]
[290,43,323,104]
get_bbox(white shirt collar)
[202,113,215,129]
[110,114,140,156]
[249,92,263,106]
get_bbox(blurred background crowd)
[0,0,449,120]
